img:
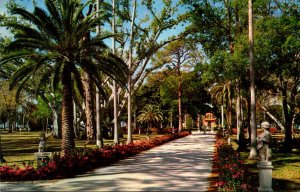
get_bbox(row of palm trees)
[0,0,128,156]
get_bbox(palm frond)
[52,60,63,91]
[45,0,63,32]
[71,67,85,98]
[11,8,42,27]
[9,61,36,89]
[5,23,44,40]
[34,6,60,40]
[0,50,32,64]
[14,75,31,101]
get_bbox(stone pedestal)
[35,152,53,168]
[258,161,273,192]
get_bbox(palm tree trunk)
[61,68,75,156]
[83,71,95,142]
[112,0,119,145]
[73,101,77,138]
[96,0,103,148]
[96,87,103,148]
[237,94,241,141]
[237,86,246,150]
[52,106,61,138]
[248,0,257,159]
[127,0,137,144]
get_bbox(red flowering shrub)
[214,135,253,191]
[149,127,160,134]
[232,128,237,134]
[269,127,277,134]
[0,132,190,181]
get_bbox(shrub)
[149,127,160,134]
[214,135,253,191]
[269,127,277,134]
[232,128,237,134]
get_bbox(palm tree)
[138,104,163,135]
[1,0,127,156]
[248,0,257,159]
[210,81,234,130]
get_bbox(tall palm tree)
[248,0,257,159]
[1,0,127,156]
[138,104,163,135]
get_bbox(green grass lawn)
[230,133,300,191]
[0,130,162,167]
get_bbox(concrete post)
[258,161,273,192]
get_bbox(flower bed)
[0,132,190,181]
[214,133,253,191]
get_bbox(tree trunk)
[178,76,182,133]
[52,106,61,138]
[221,105,224,128]
[83,71,95,143]
[170,111,173,128]
[7,119,11,133]
[46,118,49,133]
[95,0,103,148]
[12,120,16,132]
[237,86,246,150]
[96,87,103,148]
[61,68,75,156]
[227,89,233,130]
[0,132,6,163]
[22,112,26,131]
[248,0,257,159]
[73,101,78,138]
[237,94,241,141]
[40,94,61,138]
[112,0,119,145]
[281,80,293,153]
[134,108,137,135]
[260,106,285,130]
[127,0,137,144]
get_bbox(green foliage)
[1,0,128,99]
[0,81,19,120]
[32,97,51,121]
[137,104,163,126]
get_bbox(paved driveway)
[0,131,215,191]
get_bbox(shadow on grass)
[245,169,300,192]
[273,178,300,192]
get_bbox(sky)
[0,0,188,40]
[0,0,11,37]
[0,0,37,37]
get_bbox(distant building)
[202,113,217,128]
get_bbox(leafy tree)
[1,0,127,155]
[185,0,249,140]
[254,3,300,152]
[103,0,189,143]
[0,81,20,133]
[154,40,198,132]
[32,97,52,131]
